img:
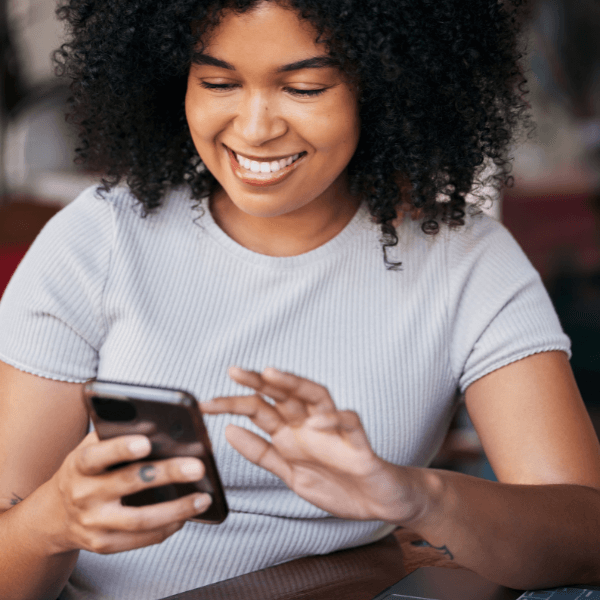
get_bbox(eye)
[284,87,328,98]
[200,82,239,92]
[200,82,328,97]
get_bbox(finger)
[260,367,336,412]
[102,457,207,499]
[229,366,330,417]
[87,491,211,545]
[201,393,284,435]
[111,492,212,532]
[337,410,373,450]
[305,411,371,450]
[84,521,185,555]
[76,435,152,476]
[229,367,310,422]
[305,412,341,431]
[228,367,294,403]
[225,424,292,484]
[79,431,100,446]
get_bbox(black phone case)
[83,380,228,524]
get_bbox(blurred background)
[1,0,599,478]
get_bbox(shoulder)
[56,183,141,222]
[441,210,570,391]
[380,208,510,269]
[16,183,190,282]
[446,209,514,250]
[443,209,536,287]
[38,184,126,241]
[46,183,195,237]
[59,182,192,213]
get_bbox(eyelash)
[200,82,327,97]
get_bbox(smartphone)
[83,380,228,524]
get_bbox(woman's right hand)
[43,432,212,555]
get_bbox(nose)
[233,90,287,146]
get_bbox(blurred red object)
[0,244,29,297]
[0,199,61,299]
[503,189,600,281]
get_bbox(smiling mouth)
[225,145,307,187]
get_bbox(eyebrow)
[191,52,339,73]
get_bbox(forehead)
[200,2,326,59]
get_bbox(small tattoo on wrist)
[10,493,24,506]
[410,539,454,560]
[431,543,454,560]
[139,465,156,483]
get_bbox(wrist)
[368,463,447,528]
[20,479,78,557]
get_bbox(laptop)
[371,567,600,600]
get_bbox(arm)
[203,352,600,590]
[0,362,86,600]
[402,350,600,589]
[0,361,211,600]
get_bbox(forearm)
[0,482,79,600]
[380,466,600,590]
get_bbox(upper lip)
[225,145,305,162]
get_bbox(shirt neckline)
[195,199,372,269]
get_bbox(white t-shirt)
[0,185,570,600]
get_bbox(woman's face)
[185,1,361,219]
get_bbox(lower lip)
[226,146,306,188]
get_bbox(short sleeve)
[447,214,571,393]
[0,186,115,382]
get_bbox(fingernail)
[180,460,203,479]
[128,438,151,455]
[194,494,211,512]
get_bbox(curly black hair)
[54,0,530,266]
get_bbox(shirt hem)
[459,345,571,393]
[0,352,90,383]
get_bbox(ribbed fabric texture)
[0,185,570,600]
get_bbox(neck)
[209,184,362,257]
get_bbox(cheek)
[185,89,204,142]
[306,100,360,156]
[185,87,224,146]
[309,119,360,175]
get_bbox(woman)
[1,1,599,599]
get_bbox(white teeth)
[234,150,303,174]
[236,154,253,169]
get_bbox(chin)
[231,197,306,219]
[217,181,311,217]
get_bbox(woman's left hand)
[201,367,419,522]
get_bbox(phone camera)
[169,421,184,440]
[92,397,137,422]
